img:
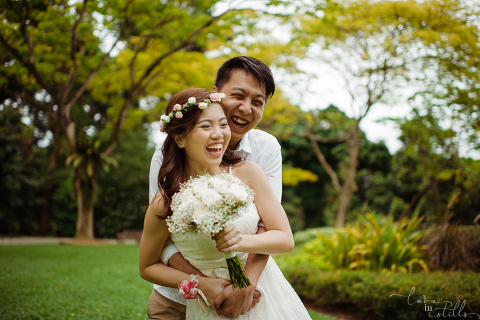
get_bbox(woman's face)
[178,103,231,170]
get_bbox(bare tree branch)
[306,126,342,192]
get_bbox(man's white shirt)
[148,129,282,304]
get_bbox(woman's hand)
[214,224,243,253]
[197,277,230,308]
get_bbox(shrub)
[423,224,480,272]
[283,266,480,320]
[304,212,429,273]
[274,227,336,272]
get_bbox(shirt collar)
[234,130,252,156]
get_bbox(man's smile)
[231,116,249,128]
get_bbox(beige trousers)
[147,289,186,320]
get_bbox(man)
[148,56,282,319]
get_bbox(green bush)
[282,266,480,320]
[303,212,429,273]
[274,227,337,272]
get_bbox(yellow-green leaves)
[306,212,429,273]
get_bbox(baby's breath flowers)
[167,173,254,289]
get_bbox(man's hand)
[212,285,261,318]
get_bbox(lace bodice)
[170,202,259,280]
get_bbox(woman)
[139,88,311,319]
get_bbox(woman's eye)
[220,123,228,127]
[201,125,210,129]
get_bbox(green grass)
[0,244,340,320]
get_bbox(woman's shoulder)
[234,160,262,173]
[232,161,263,186]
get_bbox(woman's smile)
[206,143,223,157]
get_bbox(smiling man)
[147,56,282,319]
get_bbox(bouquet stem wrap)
[224,251,252,289]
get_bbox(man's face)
[213,69,267,149]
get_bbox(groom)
[148,56,282,319]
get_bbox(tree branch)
[129,17,176,86]
[134,13,224,89]
[62,0,133,112]
[61,0,89,105]
[306,126,342,192]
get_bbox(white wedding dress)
[171,201,312,319]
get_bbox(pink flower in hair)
[173,104,182,111]
[210,92,225,102]
[175,112,183,119]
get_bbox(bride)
[139,88,312,319]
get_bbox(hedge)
[282,265,480,320]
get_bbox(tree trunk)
[39,150,56,235]
[73,170,95,239]
[335,125,360,227]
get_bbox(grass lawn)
[0,244,339,320]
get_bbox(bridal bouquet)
[167,173,255,289]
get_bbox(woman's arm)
[215,162,294,255]
[139,198,228,304]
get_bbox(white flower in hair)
[161,114,171,123]
[198,102,208,109]
[188,97,196,104]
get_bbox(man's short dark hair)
[215,56,275,99]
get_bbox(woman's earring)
[178,143,183,148]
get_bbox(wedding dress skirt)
[171,203,312,319]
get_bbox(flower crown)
[159,92,226,132]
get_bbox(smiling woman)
[139,86,311,319]
[178,103,231,166]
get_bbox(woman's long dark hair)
[157,88,242,218]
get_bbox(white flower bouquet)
[167,173,255,289]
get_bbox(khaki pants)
[147,289,186,320]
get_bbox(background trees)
[0,0,241,239]
[1,0,479,238]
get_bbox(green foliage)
[94,127,154,238]
[274,227,337,272]
[282,266,480,320]
[0,105,46,235]
[303,213,429,273]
